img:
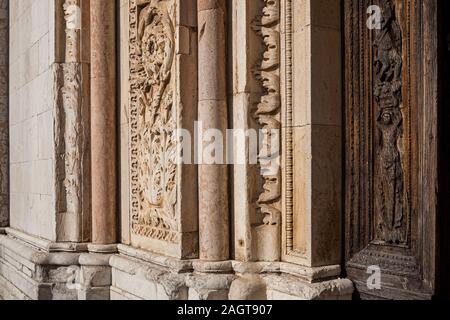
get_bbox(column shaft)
[90,0,117,245]
[198,0,229,261]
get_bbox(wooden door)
[344,0,444,299]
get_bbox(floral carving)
[130,0,178,243]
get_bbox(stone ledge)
[111,248,354,300]
[0,235,354,300]
[0,234,102,300]
[5,228,89,253]
[263,274,354,300]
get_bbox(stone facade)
[8,0,56,240]
[0,0,448,300]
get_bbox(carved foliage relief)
[129,0,179,244]
[252,0,281,228]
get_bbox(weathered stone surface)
[197,0,229,262]
[91,0,117,245]
[127,0,199,260]
[9,0,57,241]
[0,0,360,301]
[229,275,267,300]
[0,0,8,228]
[263,274,354,300]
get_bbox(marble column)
[90,0,117,246]
[198,0,229,261]
[0,0,8,228]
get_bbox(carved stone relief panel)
[345,0,439,299]
[0,0,8,227]
[251,0,282,262]
[129,0,198,258]
[53,0,91,242]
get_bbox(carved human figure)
[373,0,406,244]
[376,108,404,243]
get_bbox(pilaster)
[281,0,342,271]
[127,0,199,259]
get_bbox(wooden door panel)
[344,0,440,299]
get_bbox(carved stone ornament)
[129,0,179,244]
[252,0,281,227]
[51,0,91,242]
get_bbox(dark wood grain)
[344,0,445,300]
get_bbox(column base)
[0,229,114,300]
[0,231,82,300]
[111,244,354,300]
[263,274,354,300]
[0,234,354,300]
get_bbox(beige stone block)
[229,275,267,300]
[291,125,312,258]
[37,110,53,160]
[287,124,341,267]
[38,33,50,75]
[198,6,227,101]
[292,0,310,34]
[112,268,158,300]
[292,25,312,127]
[310,125,341,266]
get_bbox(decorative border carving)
[283,0,295,256]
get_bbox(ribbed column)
[90,0,117,245]
[197,0,229,261]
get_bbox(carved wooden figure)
[344,0,445,299]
